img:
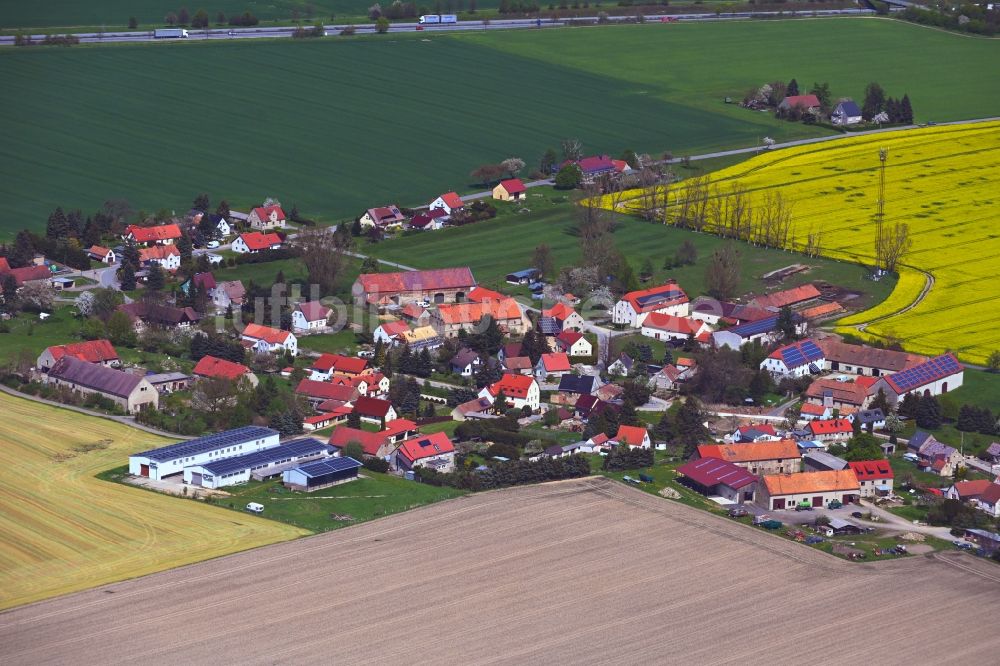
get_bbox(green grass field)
[2,19,997,235]
[366,187,898,310]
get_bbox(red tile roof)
[238,231,282,251]
[576,155,616,174]
[88,245,113,259]
[808,418,854,435]
[801,302,844,320]
[641,312,703,336]
[328,426,389,456]
[622,282,689,314]
[252,204,286,222]
[356,267,476,297]
[297,301,331,322]
[400,303,428,320]
[800,402,828,416]
[697,440,800,463]
[542,302,578,322]
[191,272,216,291]
[139,245,180,263]
[467,286,506,303]
[396,431,455,464]
[125,224,182,243]
[763,469,859,496]
[751,283,821,310]
[487,374,536,398]
[816,339,925,373]
[353,396,394,418]
[847,460,894,481]
[677,457,757,490]
[242,323,292,345]
[614,425,648,447]
[499,178,526,194]
[378,320,410,338]
[949,479,992,499]
[295,379,359,402]
[46,339,118,364]
[556,330,584,347]
[435,298,522,325]
[805,378,871,407]
[311,353,368,375]
[504,356,533,371]
[439,192,465,209]
[193,355,252,380]
[781,94,821,109]
[540,352,571,372]
[737,424,777,437]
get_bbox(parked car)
[827,500,843,509]
[357,350,375,359]
[246,502,264,514]
[728,506,750,518]
[954,540,973,550]
[206,240,220,249]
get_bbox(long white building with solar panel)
[128,426,280,481]
[181,438,334,489]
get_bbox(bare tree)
[295,227,346,295]
[561,137,583,162]
[755,190,793,249]
[192,377,239,413]
[803,228,824,258]
[878,221,912,273]
[705,242,741,300]
[501,157,525,178]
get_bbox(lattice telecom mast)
[875,147,888,273]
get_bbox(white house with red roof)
[394,431,456,473]
[373,320,411,345]
[807,418,854,443]
[428,191,465,216]
[37,339,120,372]
[555,330,593,357]
[241,323,297,356]
[247,204,286,231]
[847,460,894,498]
[542,302,584,332]
[192,355,258,387]
[138,245,181,271]
[124,223,182,247]
[799,402,832,422]
[232,231,283,254]
[480,373,540,412]
[535,352,572,381]
[352,396,398,426]
[613,281,690,328]
[612,425,651,449]
[88,245,116,264]
[492,178,526,202]
[308,353,370,381]
[292,301,332,332]
[212,280,246,310]
[360,205,406,230]
[640,312,710,343]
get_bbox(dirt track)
[3,477,1000,665]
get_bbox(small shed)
[822,518,863,536]
[283,456,362,492]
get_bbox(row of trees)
[862,82,914,125]
[161,8,259,27]
[469,157,526,186]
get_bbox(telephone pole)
[874,148,888,274]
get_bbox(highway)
[0,9,876,46]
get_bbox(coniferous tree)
[915,394,942,430]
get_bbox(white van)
[246,502,264,514]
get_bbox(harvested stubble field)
[3,477,999,664]
[0,393,305,611]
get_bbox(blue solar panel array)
[730,316,779,338]
[889,354,960,392]
[538,317,561,335]
[295,456,363,478]
[778,339,825,369]
[137,426,279,462]
[200,438,330,476]
[634,288,682,309]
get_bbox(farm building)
[328,419,420,458]
[283,456,363,491]
[712,314,805,350]
[44,357,158,414]
[760,339,825,378]
[294,379,360,406]
[804,378,874,410]
[613,282,690,328]
[353,267,476,307]
[129,426,279,481]
[182,438,334,489]
[505,268,541,285]
[308,353,369,380]
[759,469,861,511]
[145,372,191,393]
[393,432,456,473]
[676,457,758,504]
[871,353,964,404]
[802,451,849,473]
[492,178,526,202]
[817,339,925,377]
[750,283,820,310]
[847,460,894,497]
[37,339,120,372]
[777,94,821,114]
[695,440,801,476]
[431,298,528,338]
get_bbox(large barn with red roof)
[352,267,476,307]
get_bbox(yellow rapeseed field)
[0,393,306,610]
[602,121,1000,364]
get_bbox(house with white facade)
[760,339,826,378]
[292,301,331,333]
[241,323,297,356]
[612,282,690,328]
[479,374,540,412]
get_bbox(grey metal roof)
[200,438,330,476]
[803,451,849,471]
[48,356,145,398]
[293,456,362,479]
[135,425,278,462]
[558,374,596,394]
[145,372,191,384]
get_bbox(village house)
[652,364,682,392]
[373,320,410,345]
[759,469,861,511]
[192,355,258,387]
[37,339,120,372]
[556,374,598,403]
[118,302,201,331]
[535,352,571,381]
[44,356,158,414]
[847,460,894,498]
[428,191,465,216]
[807,418,854,443]
[760,339,826,378]
[353,267,476,307]
[695,440,801,476]
[541,302,585,332]
[207,213,231,238]
[328,419,420,459]
[247,204,286,231]
[87,245,116,264]
[394,431,456,473]
[295,379,359,407]
[212,280,246,310]
[804,377,874,411]
[409,208,448,231]
[555,330,593,357]
[871,353,964,404]
[400,325,441,350]
[676,457,758,504]
[816,339,926,377]
[241,323,297,356]
[732,424,780,443]
[777,94,822,115]
[639,313,710,344]
[292,301,331,333]
[450,348,482,376]
[480,374,540,412]
[850,408,887,432]
[613,282,690,328]
[799,402,833,421]
[139,245,181,271]
[611,425,651,449]
[308,353,369,380]
[492,178,526,202]
[431,298,528,338]
[945,479,993,503]
[359,205,407,230]
[352,396,398,427]
[712,314,805,350]
[908,431,963,476]
[831,100,863,126]
[232,231,282,254]
[503,356,534,376]
[607,353,635,377]
[124,223,182,247]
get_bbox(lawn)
[2,19,997,235]
[367,188,897,309]
[0,307,84,364]
[220,471,465,532]
[0,392,305,610]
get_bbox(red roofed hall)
[353,267,476,307]
[751,283,821,310]
[614,282,690,327]
[37,340,119,372]
[676,457,758,504]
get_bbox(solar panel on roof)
[890,355,959,392]
[200,438,329,475]
[137,426,278,462]
[296,456,362,478]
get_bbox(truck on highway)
[154,28,189,38]
[418,14,458,24]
